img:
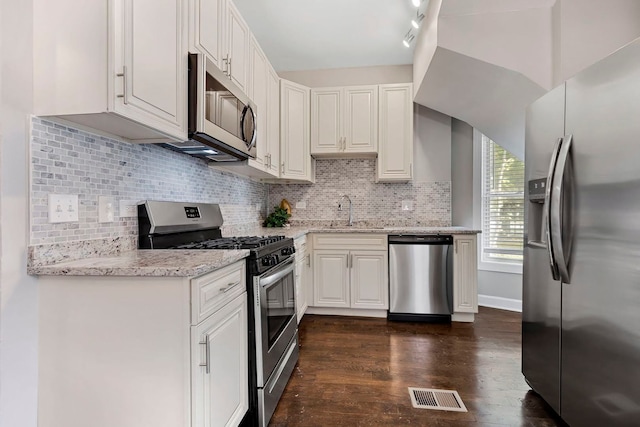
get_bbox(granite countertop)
[254,225,481,240]
[29,225,479,277]
[28,249,249,277]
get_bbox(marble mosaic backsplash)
[269,159,451,226]
[30,117,267,245]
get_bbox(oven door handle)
[259,258,295,289]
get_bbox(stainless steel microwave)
[161,53,257,162]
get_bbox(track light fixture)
[402,31,415,48]
[411,12,425,29]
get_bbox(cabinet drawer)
[313,233,387,250]
[191,260,246,324]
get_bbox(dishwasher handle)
[388,234,453,245]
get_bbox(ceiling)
[233,0,420,72]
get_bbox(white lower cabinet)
[294,236,309,322]
[192,293,248,427]
[311,234,389,311]
[350,251,388,309]
[453,235,479,317]
[313,250,350,308]
[37,260,248,427]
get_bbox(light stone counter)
[27,225,478,277]
[28,249,249,277]
[251,225,480,240]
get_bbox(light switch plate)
[296,201,307,209]
[48,194,79,223]
[256,203,262,211]
[401,200,414,211]
[119,200,138,218]
[98,196,115,223]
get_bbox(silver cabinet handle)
[545,137,563,281]
[116,66,127,104]
[550,134,574,284]
[199,335,210,374]
[306,254,311,267]
[281,162,285,174]
[222,56,229,76]
[228,56,232,78]
[219,281,240,293]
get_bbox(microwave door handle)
[545,137,563,281]
[550,134,574,284]
[240,105,257,150]
[248,105,257,150]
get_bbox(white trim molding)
[478,294,522,312]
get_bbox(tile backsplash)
[269,159,451,226]
[30,117,267,245]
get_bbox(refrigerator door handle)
[545,137,563,281]
[550,134,574,284]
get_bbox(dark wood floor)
[270,307,565,426]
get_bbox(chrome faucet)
[338,195,353,226]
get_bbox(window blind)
[482,135,524,263]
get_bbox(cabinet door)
[453,236,478,313]
[377,83,413,181]
[313,250,350,308]
[189,0,225,68]
[114,0,187,139]
[311,88,342,154]
[295,258,307,323]
[248,36,267,169]
[192,292,248,427]
[350,251,388,309]
[226,1,249,93]
[280,79,313,181]
[344,86,378,154]
[266,66,280,177]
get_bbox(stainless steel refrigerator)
[523,38,640,426]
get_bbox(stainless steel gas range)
[138,200,298,427]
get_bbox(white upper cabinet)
[280,79,315,182]
[226,1,249,93]
[248,36,268,169]
[311,85,378,156]
[266,66,281,177]
[189,0,225,68]
[190,0,248,94]
[377,83,414,182]
[311,88,342,153]
[33,0,187,142]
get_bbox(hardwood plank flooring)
[270,307,566,427]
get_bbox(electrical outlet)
[48,194,79,223]
[119,200,138,218]
[99,196,115,223]
[401,200,414,211]
[296,201,307,209]
[255,203,262,211]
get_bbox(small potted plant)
[263,206,291,228]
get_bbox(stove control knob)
[262,256,275,266]
[281,247,295,256]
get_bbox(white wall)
[279,64,412,87]
[451,119,473,227]
[0,0,38,426]
[553,0,640,85]
[414,104,451,183]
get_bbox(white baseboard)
[478,294,522,312]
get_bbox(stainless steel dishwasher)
[388,234,454,322]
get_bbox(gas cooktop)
[173,235,287,250]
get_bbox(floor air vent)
[408,387,468,412]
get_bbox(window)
[481,135,524,264]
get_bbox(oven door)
[254,257,297,387]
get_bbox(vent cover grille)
[408,387,468,412]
